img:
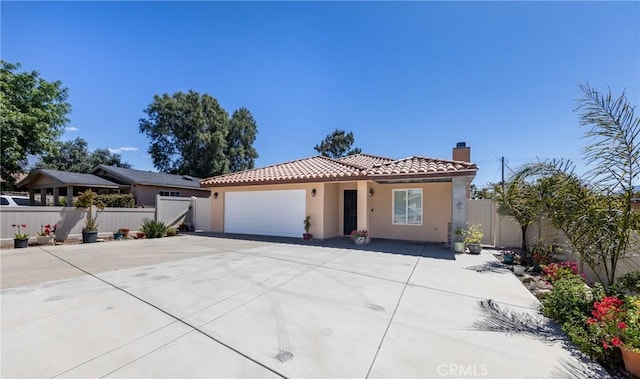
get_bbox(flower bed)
[516,257,640,376]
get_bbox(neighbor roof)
[17,169,121,189]
[200,153,477,187]
[92,165,205,190]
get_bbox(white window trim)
[159,190,181,197]
[392,188,423,226]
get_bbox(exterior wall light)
[214,192,218,199]
[311,189,317,197]
[369,189,374,197]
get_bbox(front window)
[393,189,422,225]
[159,191,181,197]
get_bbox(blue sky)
[2,1,638,186]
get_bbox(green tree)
[0,61,71,188]
[470,184,494,199]
[491,178,540,260]
[139,91,233,178]
[516,84,640,286]
[314,129,362,158]
[36,138,131,172]
[226,107,258,172]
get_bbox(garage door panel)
[224,190,306,238]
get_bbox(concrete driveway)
[1,234,607,378]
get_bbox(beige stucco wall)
[134,185,210,207]
[208,180,454,242]
[368,182,452,242]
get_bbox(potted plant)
[453,228,465,253]
[303,216,312,240]
[463,224,483,254]
[501,249,516,264]
[587,295,640,376]
[74,189,105,243]
[12,224,29,248]
[118,228,130,239]
[36,224,55,245]
[113,230,124,240]
[166,227,177,236]
[350,230,369,245]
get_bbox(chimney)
[452,142,470,162]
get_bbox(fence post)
[155,194,161,222]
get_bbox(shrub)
[542,261,581,284]
[140,219,167,239]
[563,320,621,369]
[617,271,640,295]
[541,275,592,325]
[96,194,135,208]
[166,227,177,236]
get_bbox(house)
[200,142,477,242]
[18,166,209,207]
[90,165,209,206]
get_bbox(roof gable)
[17,169,121,189]
[337,153,396,169]
[200,156,365,186]
[200,153,478,187]
[367,156,477,176]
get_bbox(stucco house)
[18,165,209,207]
[200,142,477,242]
[90,165,209,206]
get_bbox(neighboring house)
[200,142,478,243]
[18,166,209,207]
[17,169,124,205]
[90,165,209,206]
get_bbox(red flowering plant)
[587,295,640,352]
[542,261,583,284]
[350,230,369,240]
[36,224,54,237]
[11,224,29,239]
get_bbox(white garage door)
[224,190,306,238]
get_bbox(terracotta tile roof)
[200,156,365,186]
[367,156,477,176]
[337,153,396,168]
[200,154,477,187]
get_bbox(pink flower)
[603,342,611,349]
[611,337,622,347]
[587,318,597,325]
[618,322,627,329]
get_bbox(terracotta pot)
[621,346,640,377]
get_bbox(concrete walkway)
[1,235,607,378]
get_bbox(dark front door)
[344,190,357,235]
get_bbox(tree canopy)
[1,60,71,188]
[36,137,131,173]
[139,91,258,178]
[314,129,362,158]
[512,84,639,286]
[226,108,258,172]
